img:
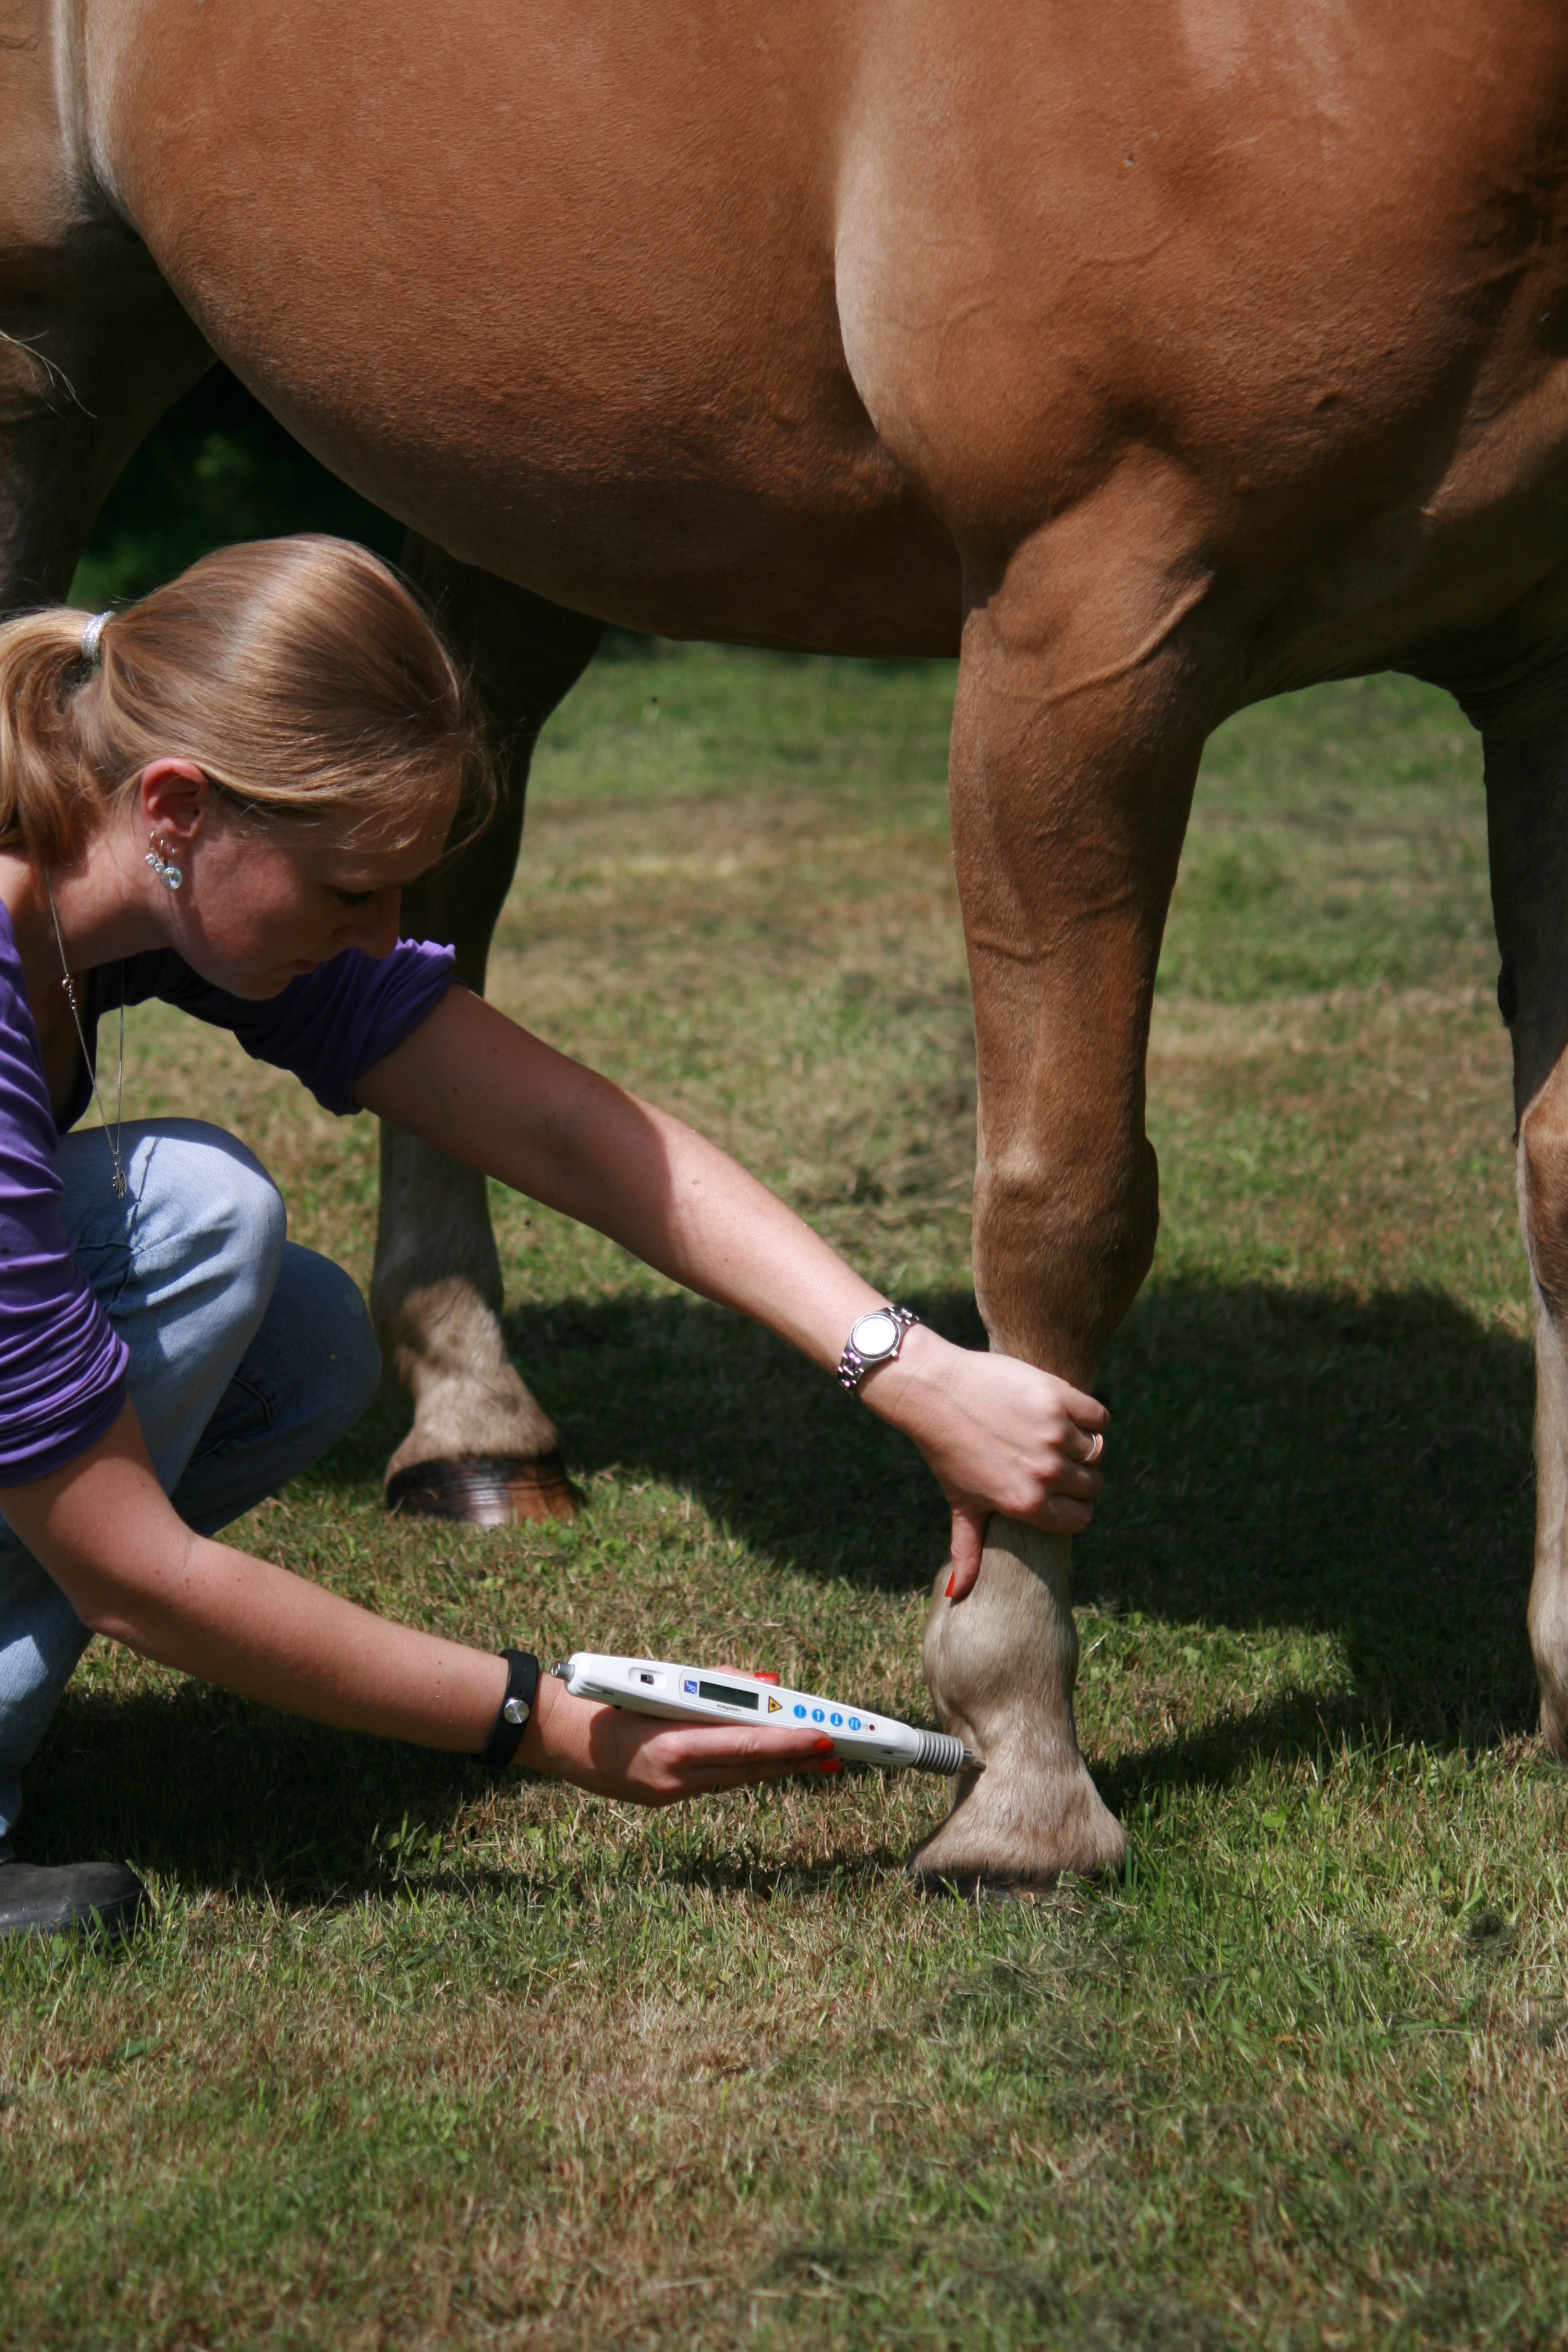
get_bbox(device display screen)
[697,1679,759,1710]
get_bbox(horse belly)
[90,0,961,650]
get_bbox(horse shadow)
[499,1273,1541,1794]
[499,1274,1540,1751]
[21,1278,1540,1903]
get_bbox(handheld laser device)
[551,1652,976,1774]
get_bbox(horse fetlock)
[379,1282,575,1523]
[381,1276,561,1470]
[385,1369,561,1477]
[911,1516,1124,1890]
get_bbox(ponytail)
[0,609,105,863]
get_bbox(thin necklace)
[42,868,126,1199]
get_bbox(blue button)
[848,1717,861,1731]
[829,1712,843,1727]
[793,1703,806,1718]
[811,1708,825,1723]
[683,1678,697,1694]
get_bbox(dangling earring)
[145,834,183,891]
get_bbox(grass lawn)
[3,638,1566,2349]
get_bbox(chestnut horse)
[5,0,1568,1885]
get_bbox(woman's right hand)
[518,1671,842,1805]
[862,1328,1108,1601]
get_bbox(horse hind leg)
[372,540,604,1525]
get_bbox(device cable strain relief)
[912,1728,973,1774]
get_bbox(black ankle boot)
[0,1857,151,1941]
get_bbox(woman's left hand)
[865,1331,1108,1601]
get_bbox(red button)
[756,1672,780,1685]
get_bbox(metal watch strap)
[836,1303,920,1393]
[480,1648,540,1766]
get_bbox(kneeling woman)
[0,538,1106,1939]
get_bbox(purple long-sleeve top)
[0,902,456,1483]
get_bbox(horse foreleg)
[373,540,604,1523]
[912,526,1209,1890]
[1481,697,1568,1753]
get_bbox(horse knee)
[973,1131,1158,1374]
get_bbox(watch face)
[851,1310,901,1360]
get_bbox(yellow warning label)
[768,1695,783,1713]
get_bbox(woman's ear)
[137,760,212,850]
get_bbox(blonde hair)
[0,535,494,865]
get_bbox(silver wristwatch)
[837,1304,920,1393]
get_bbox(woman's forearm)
[91,1527,508,1749]
[0,1403,839,1800]
[1,1404,508,1751]
[357,990,1110,1558]
[361,990,892,1370]
[534,1093,883,1367]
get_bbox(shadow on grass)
[22,1276,1540,1896]
[1095,1690,1457,1824]
[1086,1277,1538,1756]
[489,1273,1540,1749]
[24,1674,917,1909]
[508,1273,1537,1707]
[27,1676,490,1902]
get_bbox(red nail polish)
[945,1572,956,1598]
[818,1759,842,1775]
[813,1736,836,1754]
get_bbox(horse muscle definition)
[5,0,1568,1886]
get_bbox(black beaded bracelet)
[480,1649,541,1767]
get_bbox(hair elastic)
[79,610,111,668]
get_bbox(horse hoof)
[906,1748,1127,1895]
[385,1453,580,1526]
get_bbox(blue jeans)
[0,1120,382,1852]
